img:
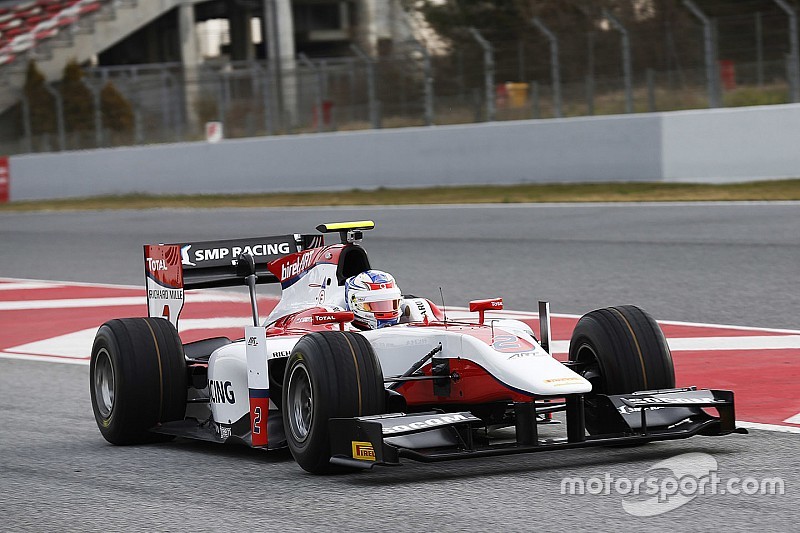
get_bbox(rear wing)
[144,233,323,328]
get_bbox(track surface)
[1,203,798,531]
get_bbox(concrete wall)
[661,104,800,183]
[8,104,800,201]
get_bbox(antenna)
[439,287,448,324]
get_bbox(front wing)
[329,388,746,469]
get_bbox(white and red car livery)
[91,221,746,474]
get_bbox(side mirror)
[469,298,503,325]
[312,311,355,331]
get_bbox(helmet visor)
[363,299,400,312]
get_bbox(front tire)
[569,305,675,396]
[282,331,385,474]
[90,318,187,444]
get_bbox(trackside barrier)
[7,103,800,201]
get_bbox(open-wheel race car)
[90,221,746,473]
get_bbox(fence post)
[251,62,274,135]
[127,74,143,145]
[586,31,595,115]
[222,70,231,124]
[320,59,329,104]
[217,71,228,135]
[160,69,183,141]
[351,44,380,129]
[647,68,656,111]
[160,68,171,134]
[775,0,800,103]
[412,39,434,126]
[756,12,764,87]
[91,83,102,148]
[298,53,324,132]
[43,83,65,151]
[530,81,540,119]
[250,61,259,101]
[472,87,481,122]
[531,17,561,118]
[712,18,723,104]
[248,62,260,136]
[80,77,103,148]
[469,27,495,122]
[603,9,633,113]
[21,93,32,153]
[683,0,720,108]
[348,58,357,124]
[457,49,465,102]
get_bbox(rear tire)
[282,331,384,474]
[569,305,675,396]
[90,318,187,444]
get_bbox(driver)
[344,270,402,329]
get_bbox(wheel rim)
[94,347,115,418]
[287,362,313,443]
[575,343,604,394]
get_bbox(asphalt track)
[1,203,798,531]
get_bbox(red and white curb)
[1,277,798,433]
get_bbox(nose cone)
[500,353,593,395]
[462,335,592,396]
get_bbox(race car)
[90,221,746,474]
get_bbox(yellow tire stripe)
[341,334,362,415]
[610,308,648,390]
[143,320,164,422]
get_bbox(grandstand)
[0,0,103,66]
[0,0,408,119]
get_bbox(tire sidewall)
[90,325,122,438]
[282,348,332,467]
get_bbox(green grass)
[723,86,789,108]
[2,179,799,212]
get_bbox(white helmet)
[344,270,402,329]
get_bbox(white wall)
[8,104,800,201]
[661,104,800,183]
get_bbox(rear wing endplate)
[144,233,323,328]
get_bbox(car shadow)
[337,442,744,486]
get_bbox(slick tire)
[282,331,385,474]
[90,318,187,445]
[568,305,675,396]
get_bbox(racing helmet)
[344,270,402,329]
